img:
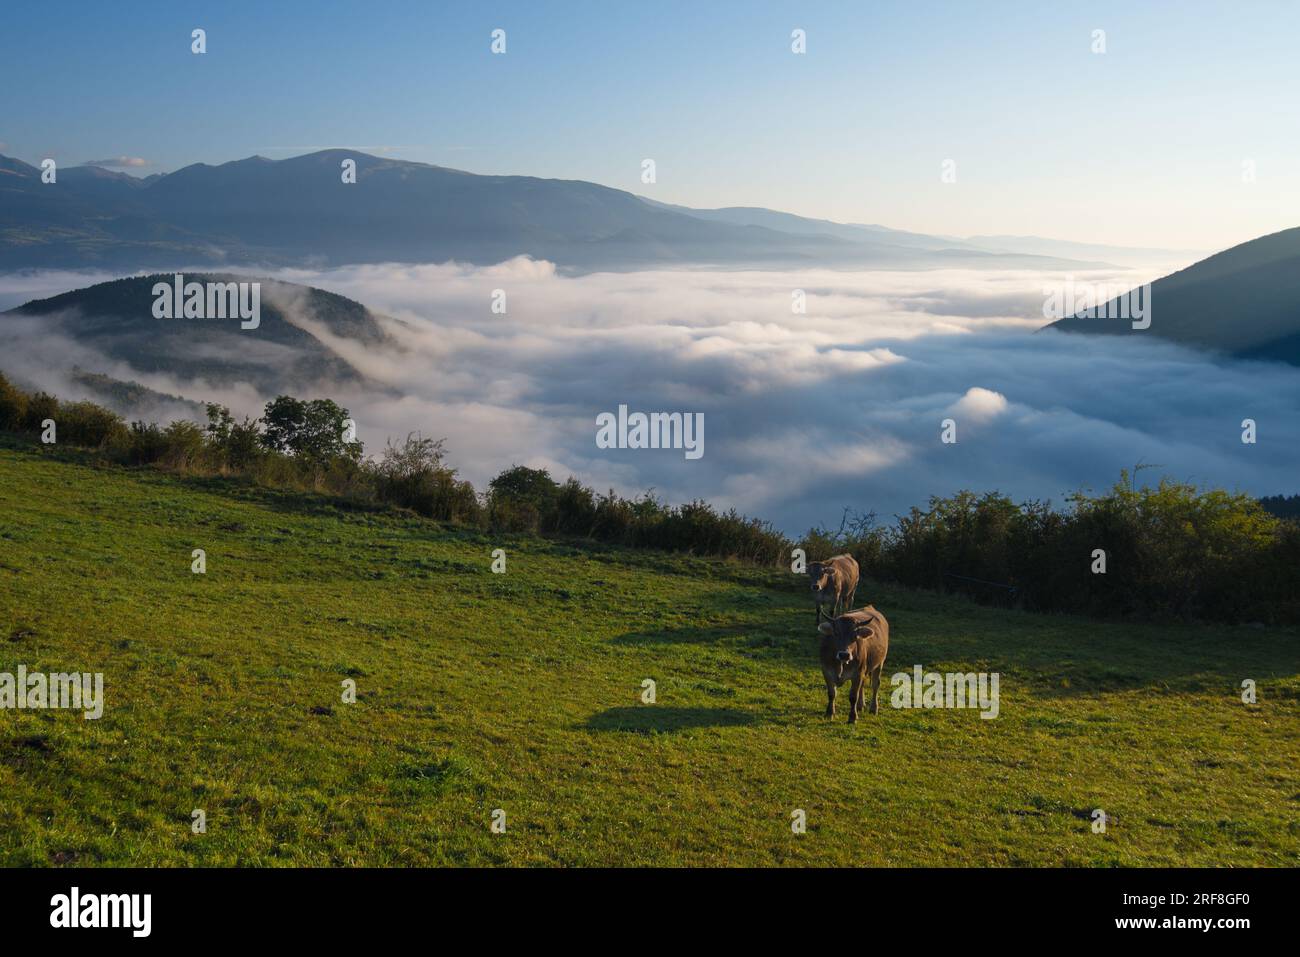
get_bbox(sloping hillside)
[1044,227,1300,365]
[0,439,1295,866]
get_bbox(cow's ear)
[817,621,833,637]
[854,624,875,640]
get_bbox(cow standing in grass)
[818,606,889,723]
[808,554,859,624]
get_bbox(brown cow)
[817,606,889,723]
[808,554,859,624]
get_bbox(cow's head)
[808,562,834,601]
[819,616,874,671]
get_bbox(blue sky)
[3,0,1297,249]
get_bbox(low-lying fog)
[4,260,1296,534]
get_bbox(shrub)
[126,421,169,464]
[53,400,128,449]
[804,470,1297,623]
[247,450,305,489]
[375,433,481,522]
[21,392,58,433]
[157,420,208,469]
[224,418,265,471]
[551,478,598,536]
[591,489,634,542]
[318,454,375,501]
[488,497,542,534]
[1066,473,1279,620]
[0,372,28,431]
[205,403,263,471]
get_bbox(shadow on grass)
[582,705,756,733]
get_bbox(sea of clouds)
[4,259,1297,534]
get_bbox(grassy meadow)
[0,436,1297,866]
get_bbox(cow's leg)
[869,666,881,715]
[848,674,862,723]
[823,673,837,718]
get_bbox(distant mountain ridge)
[1,149,1115,272]
[641,199,1198,266]
[1042,227,1300,366]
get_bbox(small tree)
[205,403,235,444]
[206,403,263,470]
[260,395,361,463]
[488,465,560,507]
[377,432,447,480]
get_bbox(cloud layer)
[4,260,1297,534]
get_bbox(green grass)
[1,439,1297,866]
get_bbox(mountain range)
[1,149,1144,272]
